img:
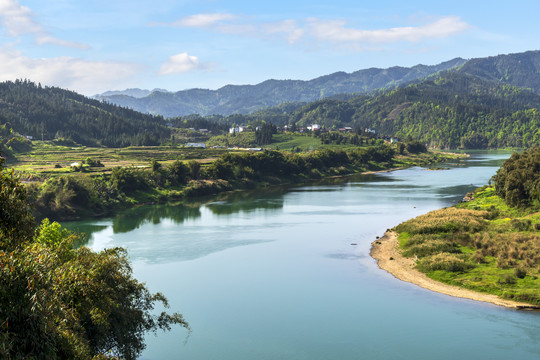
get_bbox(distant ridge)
[458,50,540,93]
[94,58,467,117]
[97,88,170,99]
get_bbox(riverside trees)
[0,156,188,359]
[492,146,540,208]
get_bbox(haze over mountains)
[94,58,467,117]
[95,50,540,118]
[1,50,540,150]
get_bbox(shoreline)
[370,231,540,310]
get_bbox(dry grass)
[394,189,540,305]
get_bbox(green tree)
[493,146,540,208]
[0,157,35,250]
[187,160,201,180]
[0,157,188,359]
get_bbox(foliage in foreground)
[0,158,188,359]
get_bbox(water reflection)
[68,190,288,263]
[111,202,203,234]
[68,150,513,265]
[205,189,285,215]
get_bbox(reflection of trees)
[63,223,108,246]
[111,203,202,234]
[205,189,285,215]
[437,184,478,201]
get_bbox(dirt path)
[370,231,539,310]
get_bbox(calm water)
[68,151,540,360]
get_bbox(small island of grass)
[372,146,540,309]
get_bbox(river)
[67,151,540,360]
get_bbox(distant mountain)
[288,71,540,149]
[0,80,169,147]
[98,88,151,98]
[458,50,540,94]
[96,88,171,99]
[96,58,467,117]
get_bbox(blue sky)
[0,0,538,95]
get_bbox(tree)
[0,157,188,359]
[187,160,201,180]
[255,123,276,146]
[167,160,189,185]
[0,157,35,250]
[492,146,540,208]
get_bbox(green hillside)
[96,58,466,117]
[286,72,540,148]
[0,80,170,147]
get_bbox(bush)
[405,140,427,154]
[110,167,150,194]
[402,240,458,257]
[514,268,527,279]
[417,253,475,273]
[497,273,517,285]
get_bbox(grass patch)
[395,186,540,306]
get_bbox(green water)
[68,151,540,360]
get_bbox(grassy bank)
[10,143,463,222]
[394,186,540,306]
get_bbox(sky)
[0,0,538,96]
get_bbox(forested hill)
[95,58,466,117]
[289,72,540,149]
[458,50,540,94]
[96,50,540,119]
[0,80,170,147]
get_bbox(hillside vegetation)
[3,51,540,151]
[171,72,540,149]
[394,146,540,306]
[96,58,466,117]
[0,80,169,147]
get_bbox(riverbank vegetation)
[18,142,460,221]
[0,156,188,359]
[393,146,540,306]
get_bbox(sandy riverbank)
[370,231,539,310]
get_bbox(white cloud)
[262,20,304,44]
[0,48,141,95]
[159,52,210,75]
[161,13,469,48]
[166,13,305,44]
[307,16,470,44]
[0,0,88,49]
[175,13,236,28]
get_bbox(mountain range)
[95,50,540,118]
[95,58,468,117]
[2,50,540,150]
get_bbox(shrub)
[403,240,458,257]
[417,253,475,273]
[497,273,517,285]
[514,268,527,279]
[110,167,150,194]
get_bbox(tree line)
[28,146,398,221]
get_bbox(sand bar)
[370,231,540,310]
